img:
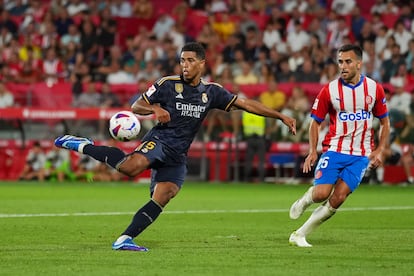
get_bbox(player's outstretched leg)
[112,199,163,252]
[55,135,93,153]
[289,186,314,219]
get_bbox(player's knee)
[118,154,149,177]
[313,188,332,202]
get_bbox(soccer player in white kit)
[289,44,390,247]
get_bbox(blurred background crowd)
[0,0,414,183]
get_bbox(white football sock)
[296,201,336,237]
[303,186,314,205]
[377,167,384,182]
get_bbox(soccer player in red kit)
[289,44,390,247]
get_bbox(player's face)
[337,50,362,85]
[180,51,205,85]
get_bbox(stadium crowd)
[0,0,413,183]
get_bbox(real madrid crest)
[202,93,208,103]
[175,83,183,93]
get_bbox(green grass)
[1,181,414,276]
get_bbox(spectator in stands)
[259,79,286,140]
[262,18,283,51]
[42,47,65,87]
[44,146,73,182]
[73,81,100,108]
[0,9,18,34]
[4,52,22,82]
[60,23,81,48]
[143,35,164,62]
[362,59,382,82]
[69,52,92,98]
[19,141,46,181]
[8,0,29,16]
[132,0,154,19]
[73,154,99,182]
[327,16,350,50]
[110,0,132,18]
[67,0,89,17]
[95,45,123,81]
[98,82,121,138]
[106,61,136,84]
[229,48,246,77]
[208,0,229,13]
[393,20,412,55]
[211,11,236,43]
[242,106,269,183]
[54,5,74,36]
[381,43,405,83]
[39,20,59,50]
[397,4,413,32]
[370,0,387,14]
[97,6,117,55]
[405,39,414,71]
[0,81,14,108]
[374,25,389,57]
[279,86,309,141]
[351,7,366,43]
[286,20,310,54]
[196,23,218,50]
[0,26,12,48]
[319,61,339,84]
[16,60,41,84]
[238,10,258,37]
[136,60,161,84]
[79,20,99,66]
[388,77,412,116]
[152,10,175,41]
[18,35,42,62]
[167,24,185,54]
[331,0,355,15]
[357,21,376,48]
[364,128,402,185]
[275,57,295,83]
[257,63,273,83]
[295,59,320,83]
[233,62,258,85]
[307,19,326,49]
[100,82,121,108]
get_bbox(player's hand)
[153,106,171,123]
[282,116,296,135]
[368,149,383,169]
[303,151,318,174]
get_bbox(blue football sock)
[83,144,126,168]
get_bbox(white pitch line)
[0,206,414,219]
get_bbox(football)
[109,111,141,141]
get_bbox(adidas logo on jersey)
[176,93,184,99]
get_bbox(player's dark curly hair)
[181,42,206,60]
[338,44,363,60]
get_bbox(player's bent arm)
[131,97,171,123]
[376,116,391,153]
[232,97,296,134]
[308,120,321,155]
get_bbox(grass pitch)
[1,181,413,276]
